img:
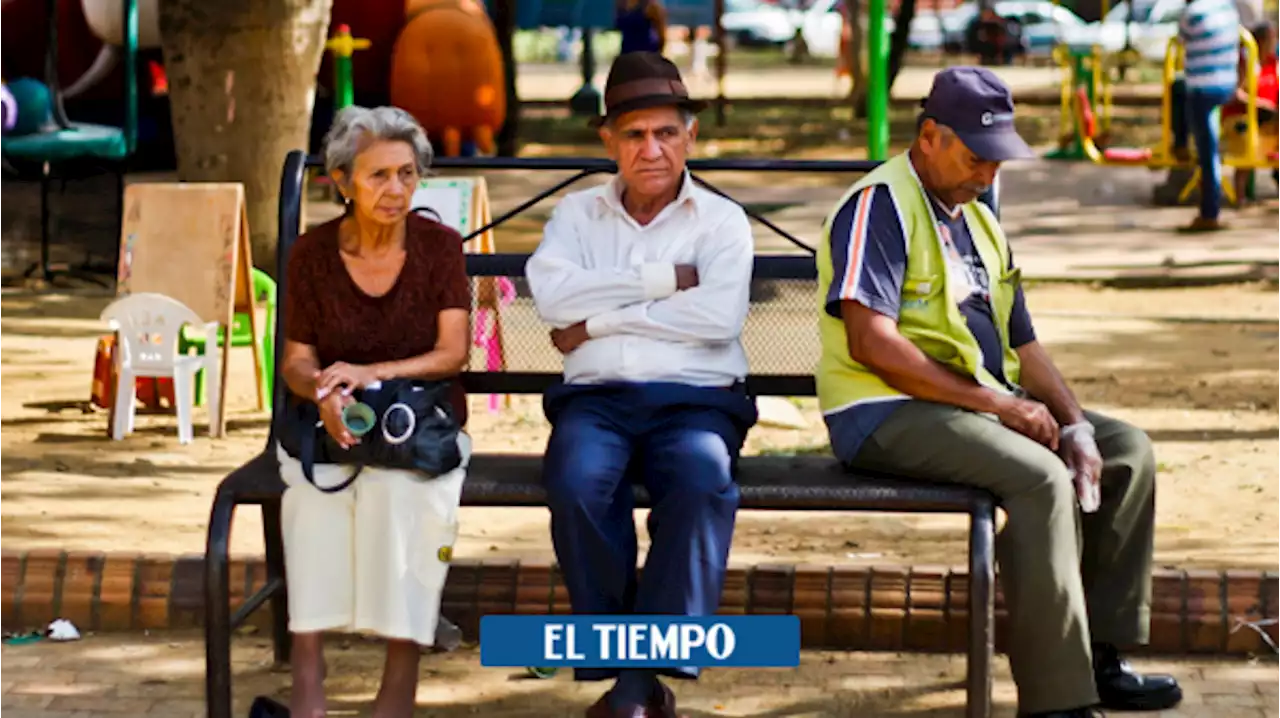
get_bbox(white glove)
[1060,421,1102,513]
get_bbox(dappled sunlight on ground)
[1,283,1275,571]
[3,630,1275,717]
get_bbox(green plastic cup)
[341,402,376,437]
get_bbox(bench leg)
[204,491,236,718]
[966,499,996,718]
[262,500,291,668]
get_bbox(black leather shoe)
[1093,642,1183,711]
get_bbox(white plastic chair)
[100,293,221,444]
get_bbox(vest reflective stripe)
[815,153,1022,415]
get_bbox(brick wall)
[3,550,1276,656]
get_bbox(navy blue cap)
[920,67,1035,162]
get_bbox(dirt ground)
[5,629,1276,718]
[5,627,1274,716]
[2,282,1275,571]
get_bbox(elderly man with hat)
[814,67,1184,717]
[524,52,759,718]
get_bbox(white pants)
[277,433,470,647]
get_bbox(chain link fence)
[466,275,823,378]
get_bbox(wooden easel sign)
[411,176,496,253]
[117,182,263,438]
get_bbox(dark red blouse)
[284,213,472,426]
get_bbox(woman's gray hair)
[322,105,434,181]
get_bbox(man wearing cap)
[525,51,758,718]
[815,67,1183,718]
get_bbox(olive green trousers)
[852,401,1156,714]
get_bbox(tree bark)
[159,0,333,275]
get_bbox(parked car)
[1094,0,1182,62]
[720,0,799,46]
[939,0,1098,56]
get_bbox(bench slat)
[216,451,994,515]
[463,454,994,513]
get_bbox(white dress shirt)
[525,171,755,388]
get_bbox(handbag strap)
[298,410,364,494]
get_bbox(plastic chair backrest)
[101,292,202,372]
[251,267,277,305]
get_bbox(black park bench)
[202,150,1001,718]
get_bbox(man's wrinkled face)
[916,119,1001,208]
[600,105,696,200]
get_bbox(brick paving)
[1,630,1275,717]
[4,550,1277,657]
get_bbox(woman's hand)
[314,362,381,400]
[318,392,358,449]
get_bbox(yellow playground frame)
[1068,27,1277,204]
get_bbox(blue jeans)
[1173,82,1234,219]
[540,381,758,682]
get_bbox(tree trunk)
[159,0,333,275]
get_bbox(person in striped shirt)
[1175,0,1241,231]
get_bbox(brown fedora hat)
[589,51,708,128]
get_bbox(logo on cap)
[980,111,1014,126]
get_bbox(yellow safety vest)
[815,153,1022,416]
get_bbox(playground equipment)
[1188,27,1278,204]
[66,0,160,99]
[1071,27,1278,205]
[1045,0,1154,160]
[1068,42,1183,167]
[324,23,371,112]
[390,0,506,157]
[1219,28,1276,169]
[1048,42,1143,160]
[5,77,55,135]
[0,0,138,283]
[1,84,16,132]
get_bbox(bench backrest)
[268,151,1001,446]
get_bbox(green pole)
[325,24,369,112]
[335,56,354,110]
[867,0,889,160]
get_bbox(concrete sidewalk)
[1,630,1276,717]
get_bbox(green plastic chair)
[179,267,277,412]
[1,0,138,283]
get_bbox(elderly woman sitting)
[279,105,472,717]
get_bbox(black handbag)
[279,378,464,493]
